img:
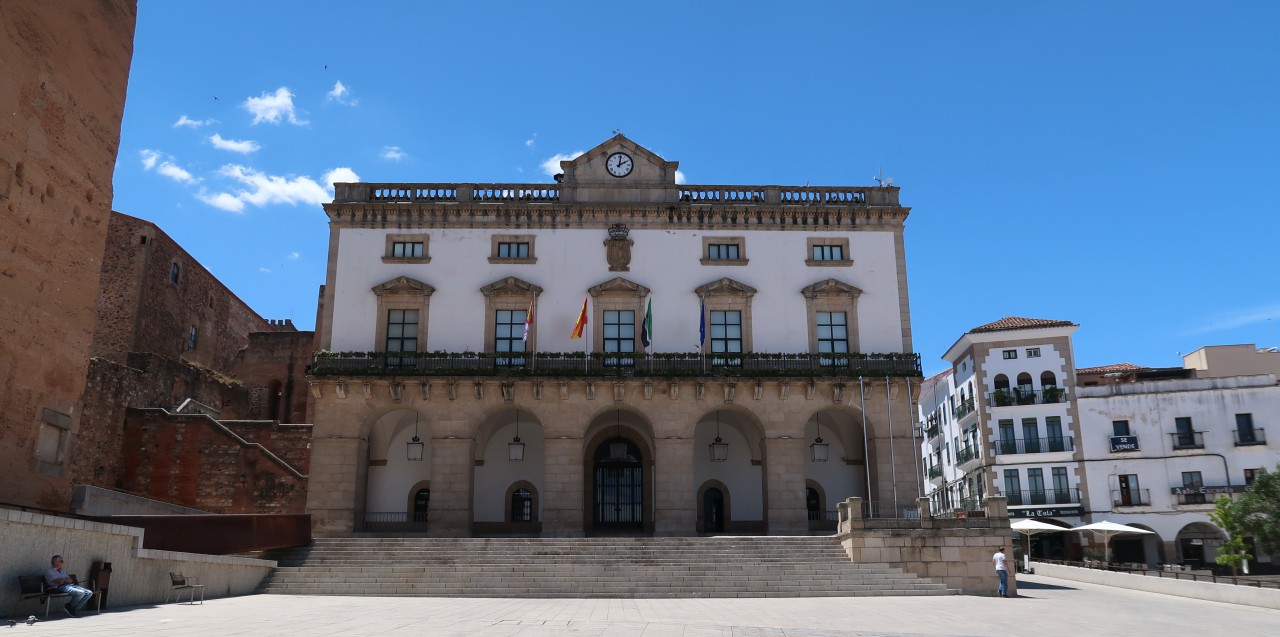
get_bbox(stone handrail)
[333,183,898,206]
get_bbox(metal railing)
[1170,431,1205,450]
[358,511,428,532]
[955,445,980,465]
[988,387,1067,407]
[927,465,943,479]
[1034,559,1280,589]
[995,436,1074,455]
[1234,428,1266,446]
[808,510,838,533]
[1004,488,1080,506]
[954,397,976,420]
[925,423,941,440]
[1174,492,1215,505]
[929,498,985,520]
[1111,488,1151,507]
[312,351,922,378]
[862,500,922,520]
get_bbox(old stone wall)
[234,328,316,424]
[118,410,309,514]
[0,0,137,510]
[92,211,274,372]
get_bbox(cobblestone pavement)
[10,575,1279,636]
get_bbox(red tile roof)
[1075,362,1148,375]
[968,316,1076,334]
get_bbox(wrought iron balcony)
[954,397,976,420]
[1170,431,1205,450]
[1112,488,1151,507]
[955,445,980,466]
[1234,428,1266,446]
[988,387,1067,407]
[924,423,941,441]
[311,351,923,378]
[995,436,1075,455]
[1005,488,1081,506]
[927,464,943,479]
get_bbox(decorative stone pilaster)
[654,437,696,535]
[541,437,585,537]
[763,437,807,534]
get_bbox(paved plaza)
[13,575,1279,637]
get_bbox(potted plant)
[993,389,1013,407]
[1043,386,1064,403]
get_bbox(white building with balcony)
[304,134,925,537]
[1076,363,1279,570]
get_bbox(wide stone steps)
[260,537,949,598]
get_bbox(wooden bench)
[165,572,205,604]
[14,574,100,618]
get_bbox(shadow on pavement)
[1016,580,1077,591]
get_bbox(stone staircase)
[259,536,951,598]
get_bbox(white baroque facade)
[305,135,924,537]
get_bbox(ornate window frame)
[587,277,650,354]
[694,277,757,352]
[800,278,862,354]
[372,276,435,353]
[479,276,543,353]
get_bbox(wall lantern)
[508,409,525,462]
[810,413,831,462]
[406,412,425,462]
[708,410,729,462]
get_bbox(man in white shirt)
[992,546,1009,597]
[44,555,93,617]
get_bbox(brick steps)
[260,536,949,598]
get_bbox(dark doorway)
[703,488,725,533]
[593,438,644,531]
[412,488,430,524]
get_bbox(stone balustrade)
[333,182,899,206]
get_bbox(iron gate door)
[594,438,643,530]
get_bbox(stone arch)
[583,406,655,535]
[405,479,431,521]
[804,407,868,511]
[1176,521,1225,567]
[505,480,539,523]
[693,406,766,533]
[695,479,732,534]
[1112,522,1163,566]
[473,405,545,531]
[363,408,433,526]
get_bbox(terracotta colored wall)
[118,410,309,514]
[0,0,137,509]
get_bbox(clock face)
[606,152,633,177]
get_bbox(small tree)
[1209,496,1251,576]
[1238,465,1280,553]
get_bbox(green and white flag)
[640,298,652,348]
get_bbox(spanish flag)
[569,296,588,339]
[521,295,534,342]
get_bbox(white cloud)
[243,87,307,125]
[525,134,537,148]
[259,267,272,273]
[326,81,356,105]
[209,133,261,154]
[675,170,687,185]
[140,149,197,184]
[198,165,360,212]
[1186,304,1280,335]
[541,151,583,177]
[382,146,406,162]
[288,251,300,260]
[173,115,214,128]
[198,191,245,213]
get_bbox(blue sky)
[111,1,1280,375]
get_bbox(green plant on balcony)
[1015,388,1036,405]
[1043,386,1064,404]
[993,389,1013,407]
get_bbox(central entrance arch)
[593,438,644,530]
[583,409,654,535]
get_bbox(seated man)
[44,555,93,617]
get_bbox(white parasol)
[1011,519,1070,566]
[1070,520,1153,563]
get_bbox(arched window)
[412,488,430,523]
[1015,373,1034,404]
[994,374,1010,390]
[510,488,532,522]
[1040,371,1057,387]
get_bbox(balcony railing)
[927,465,943,479]
[955,445,980,465]
[1005,488,1080,507]
[333,183,900,207]
[808,510,838,533]
[311,351,923,378]
[1170,431,1205,450]
[925,424,941,440]
[1112,488,1151,507]
[1234,428,1266,446]
[988,387,1067,407]
[1174,492,1214,506]
[954,397,976,420]
[356,511,428,532]
[995,436,1075,455]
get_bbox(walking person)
[992,546,1009,597]
[45,555,93,617]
